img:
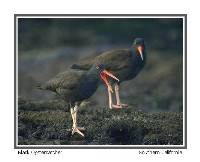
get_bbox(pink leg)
[107,86,123,109]
[115,83,121,105]
[114,83,128,107]
[71,104,85,137]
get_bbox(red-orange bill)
[102,70,119,81]
[137,45,143,60]
[100,73,113,93]
[100,70,119,93]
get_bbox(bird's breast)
[80,79,99,98]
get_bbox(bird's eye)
[96,66,99,70]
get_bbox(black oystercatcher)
[38,62,119,137]
[71,38,146,108]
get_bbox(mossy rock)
[17,97,183,145]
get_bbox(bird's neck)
[86,71,100,84]
[81,71,99,93]
[131,46,146,64]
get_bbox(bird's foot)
[71,126,85,137]
[110,103,129,109]
[118,103,129,107]
[110,104,123,109]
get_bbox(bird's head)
[90,62,119,92]
[133,38,145,61]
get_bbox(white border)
[15,15,186,149]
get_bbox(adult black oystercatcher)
[38,62,119,137]
[71,38,146,109]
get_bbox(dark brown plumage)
[71,38,146,108]
[38,62,119,136]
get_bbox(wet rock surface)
[18,96,183,145]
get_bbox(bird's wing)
[97,49,132,71]
[43,71,84,94]
[71,49,131,71]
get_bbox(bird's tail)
[37,85,45,90]
[70,59,95,70]
[70,63,91,70]
[71,64,83,69]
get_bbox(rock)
[17,97,183,145]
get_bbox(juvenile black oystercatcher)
[38,62,119,137]
[71,38,146,109]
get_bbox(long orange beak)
[100,70,119,93]
[137,45,143,60]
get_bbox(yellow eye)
[96,66,99,70]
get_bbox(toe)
[71,127,85,137]
[111,104,123,109]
